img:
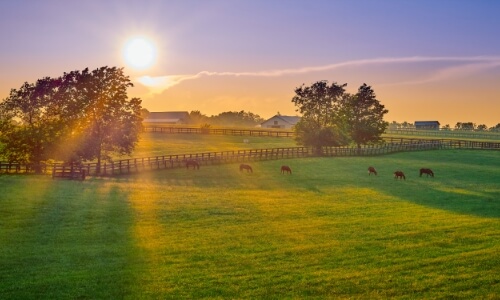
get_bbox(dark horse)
[281,165,292,174]
[394,171,406,180]
[420,168,434,177]
[186,159,200,170]
[368,166,377,175]
[239,164,253,173]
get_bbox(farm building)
[415,121,440,130]
[261,115,301,129]
[143,111,190,124]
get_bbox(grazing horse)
[368,166,377,175]
[420,168,434,177]
[281,165,292,174]
[394,171,406,180]
[239,164,253,173]
[186,159,200,170]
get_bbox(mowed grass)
[128,132,298,158]
[1,147,499,298]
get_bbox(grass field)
[129,132,298,158]
[0,134,499,299]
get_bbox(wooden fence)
[144,126,295,137]
[386,129,500,140]
[1,138,499,176]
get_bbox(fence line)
[1,138,499,176]
[144,126,295,137]
[386,129,500,140]
[145,126,500,140]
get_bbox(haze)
[1,0,499,127]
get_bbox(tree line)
[0,66,142,173]
[140,109,266,128]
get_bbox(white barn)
[261,115,301,129]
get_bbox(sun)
[123,37,157,70]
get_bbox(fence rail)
[386,129,500,140]
[144,126,295,137]
[1,138,499,177]
[145,126,500,140]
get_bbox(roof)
[146,111,190,120]
[143,111,190,123]
[415,121,440,125]
[261,115,301,125]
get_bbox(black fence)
[386,129,500,140]
[144,126,295,137]
[1,138,499,177]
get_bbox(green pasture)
[129,132,298,158]
[0,147,499,299]
[383,130,500,142]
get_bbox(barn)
[261,115,301,129]
[143,111,190,124]
[415,121,440,130]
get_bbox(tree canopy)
[291,80,388,151]
[0,66,142,173]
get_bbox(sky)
[1,0,499,127]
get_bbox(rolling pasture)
[0,133,499,299]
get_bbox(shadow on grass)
[116,150,500,219]
[354,150,500,219]
[373,180,500,219]
[0,177,140,299]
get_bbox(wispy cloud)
[137,56,500,95]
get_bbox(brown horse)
[394,171,406,180]
[186,159,200,170]
[419,168,434,177]
[239,164,253,173]
[281,165,292,174]
[368,166,377,175]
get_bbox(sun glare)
[123,37,157,70]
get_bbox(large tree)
[69,67,143,173]
[291,80,388,151]
[291,81,348,152]
[0,66,142,173]
[0,77,74,171]
[339,84,389,148]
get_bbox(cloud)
[136,56,500,95]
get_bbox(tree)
[189,110,209,125]
[455,122,475,130]
[0,66,143,174]
[294,118,348,153]
[209,110,264,127]
[140,108,150,120]
[70,67,143,173]
[476,124,487,131]
[291,81,348,152]
[340,84,389,148]
[291,81,388,152]
[0,77,74,172]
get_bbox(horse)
[394,171,406,180]
[239,164,253,173]
[185,159,200,170]
[368,166,377,175]
[419,168,434,177]
[281,165,292,174]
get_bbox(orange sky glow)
[1,1,499,127]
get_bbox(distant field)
[128,132,298,158]
[384,129,500,141]
[0,149,498,299]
